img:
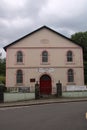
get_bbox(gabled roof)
[4,25,82,51]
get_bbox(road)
[0,101,87,130]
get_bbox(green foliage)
[84,62,87,84]
[71,32,87,84]
[0,58,6,76]
[71,32,87,61]
[0,58,6,85]
[0,76,5,84]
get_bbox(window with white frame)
[17,51,23,63]
[42,51,48,63]
[67,69,74,82]
[67,51,73,62]
[16,70,23,84]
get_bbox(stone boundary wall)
[4,93,35,102]
[63,91,87,97]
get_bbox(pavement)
[0,97,87,108]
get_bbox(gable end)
[4,25,82,51]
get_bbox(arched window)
[16,70,23,83]
[68,69,74,82]
[17,51,23,63]
[67,51,73,62]
[42,51,48,62]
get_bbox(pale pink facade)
[4,26,84,93]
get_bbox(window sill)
[40,62,50,65]
[66,62,75,65]
[67,82,76,85]
[15,62,24,65]
[15,83,24,86]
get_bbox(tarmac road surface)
[0,101,87,130]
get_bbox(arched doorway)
[40,74,52,95]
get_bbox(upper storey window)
[17,51,23,63]
[67,51,73,62]
[42,51,48,63]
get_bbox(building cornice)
[6,66,84,69]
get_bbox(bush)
[0,76,5,84]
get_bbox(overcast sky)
[0,0,87,57]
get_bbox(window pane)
[40,75,51,81]
[42,56,48,62]
[16,70,23,83]
[43,51,48,56]
[42,51,48,62]
[67,51,73,62]
[67,57,72,62]
[17,51,23,62]
[68,69,74,82]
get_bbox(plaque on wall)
[41,39,49,44]
[38,68,55,73]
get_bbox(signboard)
[66,85,87,91]
[19,87,30,93]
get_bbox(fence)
[4,87,35,102]
[6,87,30,93]
[3,85,87,102]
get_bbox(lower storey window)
[68,69,74,82]
[16,70,23,84]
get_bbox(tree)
[0,58,6,84]
[71,32,87,84]
[71,32,87,61]
[0,58,6,76]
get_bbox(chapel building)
[4,26,84,94]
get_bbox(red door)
[40,75,52,95]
